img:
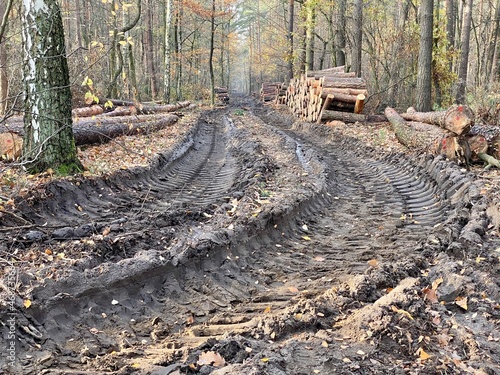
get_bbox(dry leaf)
[288,286,299,294]
[102,227,111,236]
[432,277,443,290]
[367,259,379,267]
[197,351,225,367]
[261,357,269,363]
[186,315,194,325]
[44,249,53,255]
[321,340,329,348]
[455,296,468,310]
[263,306,272,314]
[302,235,311,241]
[23,299,32,309]
[391,305,414,320]
[313,256,325,262]
[416,347,431,360]
[422,288,439,303]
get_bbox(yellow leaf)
[23,299,32,309]
[302,235,311,241]
[432,276,443,290]
[455,296,468,310]
[263,306,271,314]
[391,305,414,320]
[321,340,328,348]
[261,357,269,363]
[294,313,303,320]
[476,256,486,263]
[119,40,127,46]
[131,363,140,368]
[416,347,431,360]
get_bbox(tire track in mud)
[14,114,240,231]
[1,104,481,374]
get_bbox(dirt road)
[1,99,499,374]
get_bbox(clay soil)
[1,97,499,375]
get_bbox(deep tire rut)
[0,103,485,374]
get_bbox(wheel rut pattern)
[2,104,479,374]
[18,116,239,229]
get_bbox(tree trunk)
[455,0,473,104]
[21,0,83,173]
[287,0,294,80]
[0,0,13,116]
[209,0,216,106]
[145,0,158,100]
[164,0,173,103]
[335,0,346,67]
[400,105,473,135]
[415,0,434,111]
[351,0,363,77]
[320,110,386,123]
[305,0,316,72]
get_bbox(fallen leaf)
[367,259,379,267]
[416,347,431,360]
[197,351,225,367]
[23,299,32,309]
[44,249,53,255]
[422,288,439,303]
[321,340,328,348]
[475,256,486,263]
[302,235,311,241]
[261,357,269,363]
[302,224,309,231]
[432,277,443,290]
[455,296,468,310]
[111,299,119,305]
[102,227,111,236]
[391,305,414,320]
[263,306,272,314]
[288,286,299,294]
[313,256,325,262]
[294,313,303,320]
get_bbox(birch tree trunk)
[21,0,82,173]
[164,0,173,103]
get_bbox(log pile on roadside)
[260,82,285,103]
[385,105,500,165]
[214,87,229,103]
[282,66,369,123]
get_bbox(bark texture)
[21,0,82,173]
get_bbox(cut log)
[354,94,365,114]
[466,134,489,161]
[72,114,179,145]
[100,99,191,115]
[72,105,104,117]
[0,114,179,147]
[385,107,459,158]
[317,94,335,124]
[320,87,368,97]
[321,77,367,89]
[401,105,473,135]
[0,132,23,160]
[320,109,386,123]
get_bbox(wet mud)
[1,99,499,374]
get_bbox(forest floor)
[0,97,499,375]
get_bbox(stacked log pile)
[260,83,284,103]
[283,66,369,123]
[214,87,229,103]
[385,105,500,165]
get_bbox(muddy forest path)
[1,99,499,375]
